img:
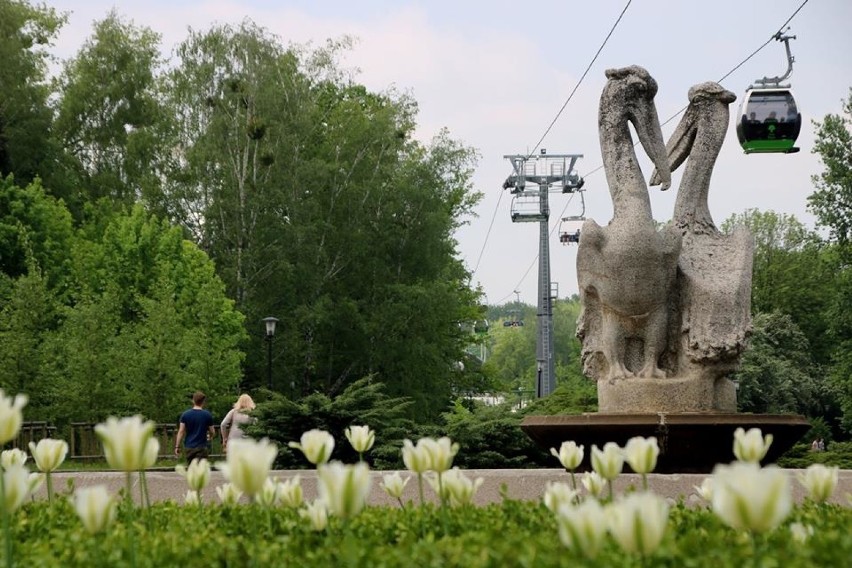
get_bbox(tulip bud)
[256,478,280,506]
[216,438,278,498]
[94,415,156,472]
[1,449,28,470]
[184,490,200,506]
[0,391,27,445]
[278,476,303,508]
[543,481,578,512]
[401,439,432,474]
[789,522,813,544]
[141,437,159,469]
[73,486,117,534]
[550,441,584,471]
[733,427,773,464]
[345,425,375,454]
[421,437,459,473]
[381,472,410,500]
[556,498,608,558]
[607,492,669,556]
[316,461,371,519]
[623,436,659,475]
[216,483,243,506]
[176,458,211,492]
[300,500,329,531]
[591,442,624,481]
[581,471,606,499]
[1,464,31,513]
[288,429,335,465]
[712,462,791,533]
[442,468,483,507]
[798,464,839,503]
[693,477,713,504]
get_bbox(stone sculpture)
[577,66,681,384]
[577,69,753,413]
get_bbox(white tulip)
[550,441,584,471]
[0,391,27,445]
[694,477,713,504]
[184,490,200,506]
[256,478,280,506]
[345,425,375,454]
[556,498,608,558]
[175,458,211,492]
[288,429,335,465]
[381,472,410,500]
[401,439,432,474]
[275,475,302,508]
[789,522,814,544]
[316,461,371,519]
[2,464,32,513]
[300,500,329,531]
[607,492,670,556]
[591,442,624,481]
[28,472,44,494]
[712,462,791,533]
[421,437,459,473]
[1,449,28,470]
[141,437,159,469]
[623,436,659,475]
[733,427,773,464]
[216,483,243,506]
[94,416,156,472]
[581,471,606,499]
[543,481,579,512]
[216,438,278,498]
[442,468,483,507]
[798,463,839,503]
[73,486,116,534]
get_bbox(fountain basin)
[521,413,810,473]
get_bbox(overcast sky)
[45,0,852,305]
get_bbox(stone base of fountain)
[520,413,810,473]
[597,376,738,413]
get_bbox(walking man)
[175,391,215,462]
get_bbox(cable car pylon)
[503,149,583,398]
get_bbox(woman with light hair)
[220,394,256,452]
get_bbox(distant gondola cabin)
[736,88,801,154]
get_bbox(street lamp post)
[262,317,278,390]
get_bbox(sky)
[45,0,852,306]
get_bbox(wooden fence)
[13,421,221,461]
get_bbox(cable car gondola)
[558,185,586,245]
[736,31,801,154]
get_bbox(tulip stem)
[139,471,150,508]
[607,480,614,501]
[417,473,424,506]
[0,472,11,568]
[641,473,648,492]
[124,472,137,568]
[46,471,54,504]
[569,471,577,492]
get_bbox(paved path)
[40,468,852,506]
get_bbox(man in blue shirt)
[174,391,215,463]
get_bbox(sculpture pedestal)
[521,413,809,473]
[597,376,737,413]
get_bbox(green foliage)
[8,498,852,567]
[721,209,835,364]
[249,377,416,469]
[777,441,852,469]
[809,88,852,249]
[0,0,65,188]
[733,311,830,417]
[441,400,549,468]
[54,11,166,213]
